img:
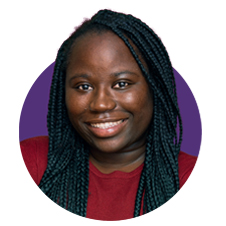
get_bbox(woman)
[20,9,197,221]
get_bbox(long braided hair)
[39,9,183,218]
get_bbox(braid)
[39,9,183,218]
[39,36,89,216]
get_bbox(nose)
[89,87,117,112]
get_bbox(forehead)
[67,31,141,72]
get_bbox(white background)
[1,0,226,225]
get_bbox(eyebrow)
[69,73,90,82]
[110,70,139,77]
[69,70,139,82]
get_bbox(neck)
[89,142,146,174]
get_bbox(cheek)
[121,89,153,127]
[65,91,87,122]
[123,89,153,113]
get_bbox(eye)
[113,82,129,89]
[76,84,93,91]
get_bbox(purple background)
[19,62,202,157]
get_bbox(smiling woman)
[66,32,153,160]
[20,9,197,221]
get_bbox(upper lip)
[85,118,128,124]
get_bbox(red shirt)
[20,136,197,221]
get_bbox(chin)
[89,139,127,153]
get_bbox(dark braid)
[39,9,183,218]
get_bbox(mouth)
[86,119,128,138]
[90,119,125,129]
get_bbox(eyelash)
[75,81,130,91]
[76,84,93,91]
[113,81,129,89]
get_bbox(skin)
[65,31,153,174]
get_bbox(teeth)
[91,120,123,129]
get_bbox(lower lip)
[87,119,128,138]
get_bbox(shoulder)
[20,136,49,149]
[20,136,49,185]
[178,151,197,188]
[20,136,49,163]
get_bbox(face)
[65,31,153,153]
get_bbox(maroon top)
[20,136,197,221]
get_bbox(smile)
[87,119,128,138]
[90,119,123,129]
